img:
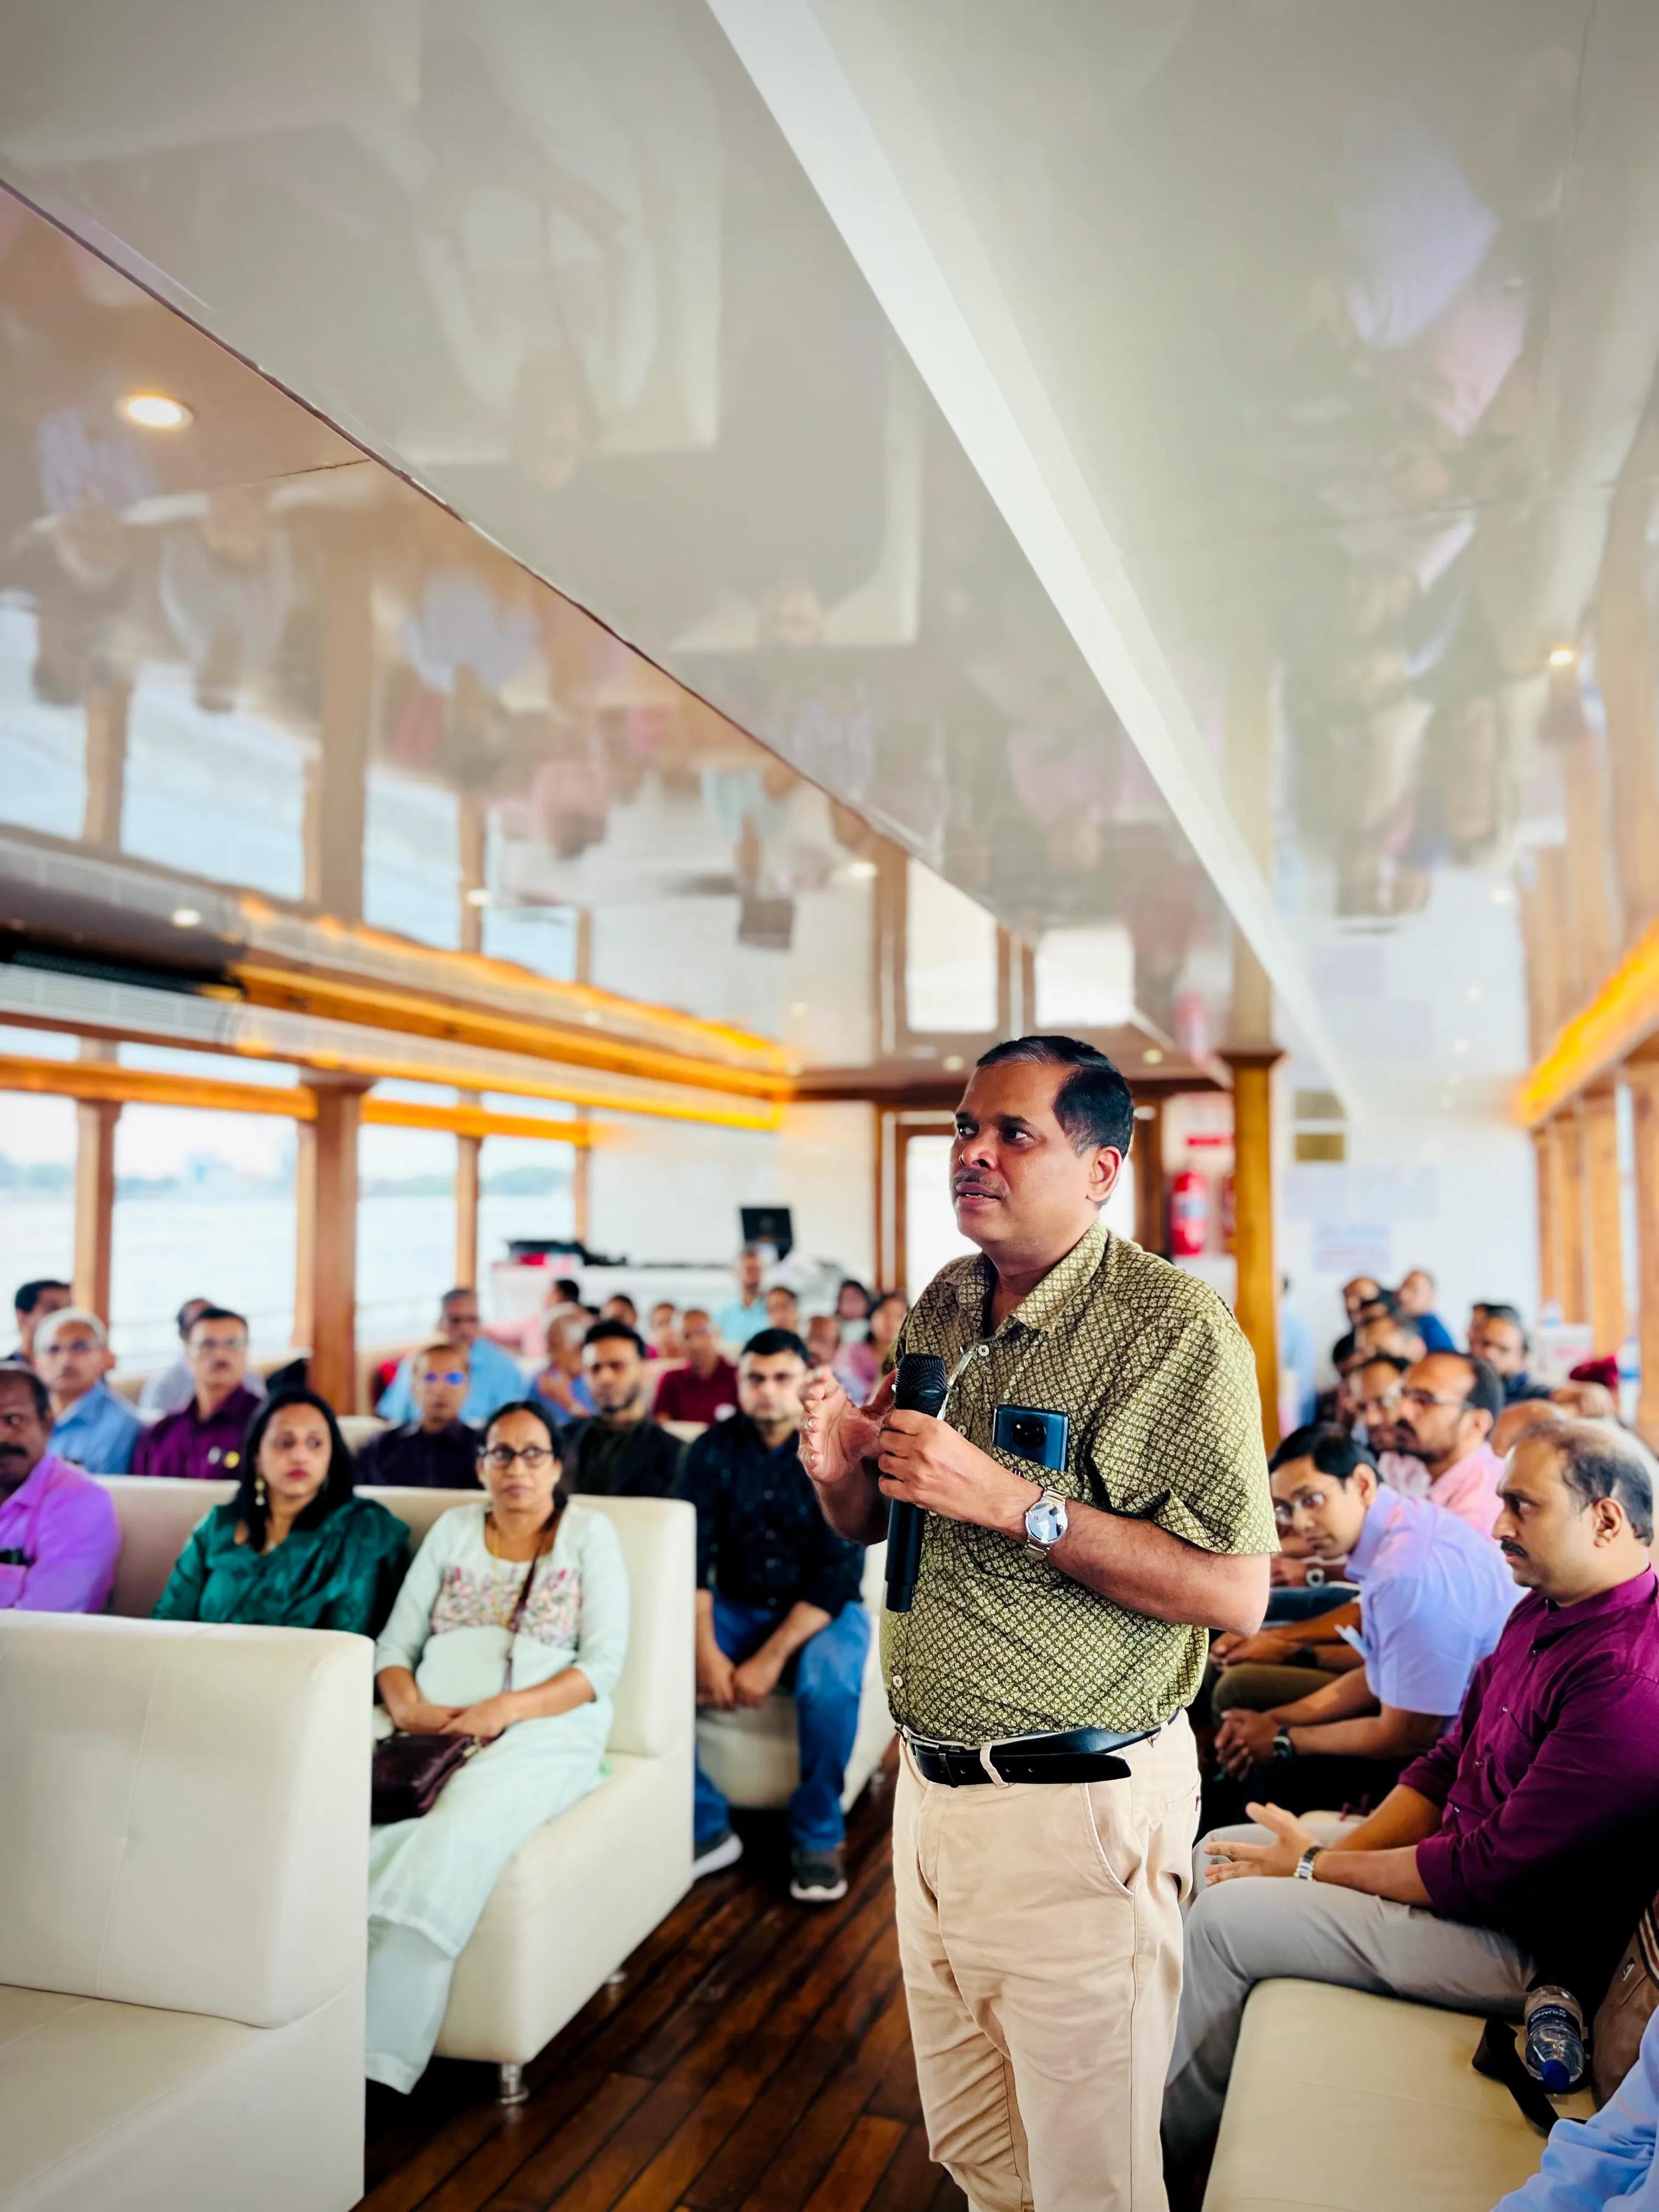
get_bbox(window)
[905,860,996,1034]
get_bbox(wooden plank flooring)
[359,1750,963,2212]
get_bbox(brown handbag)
[371,1517,552,1824]
[1592,1891,1659,2102]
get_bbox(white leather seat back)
[100,1476,236,1618]
[571,1495,695,1759]
[0,1613,369,2030]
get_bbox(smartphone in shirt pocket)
[992,1404,1070,1474]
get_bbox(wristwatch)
[1272,1725,1295,1761]
[1294,1844,1324,1882]
[1023,1488,1070,1563]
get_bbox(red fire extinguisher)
[1169,1169,1208,1257]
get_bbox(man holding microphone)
[801,1036,1274,2211]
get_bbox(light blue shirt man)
[50,1378,143,1475]
[712,1296,768,1350]
[1345,1484,1519,1714]
[1497,2004,1659,2209]
[377,1332,524,1427]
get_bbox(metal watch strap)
[1272,1724,1295,1760]
[1023,1488,1068,1563]
[1294,1844,1324,1882]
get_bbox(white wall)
[777,1102,876,1283]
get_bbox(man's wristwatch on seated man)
[1023,1489,1069,1563]
[1272,1724,1295,1761]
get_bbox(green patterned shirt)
[883,1220,1275,1742]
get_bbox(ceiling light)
[580,1011,602,1028]
[464,888,491,908]
[788,1001,809,1017]
[845,859,878,881]
[1548,645,1576,668]
[170,906,201,929]
[120,392,193,430]
[943,1055,964,1073]
[1491,886,1514,905]
[1142,1047,1165,1065]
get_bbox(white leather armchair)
[693,1544,895,1814]
[0,1611,370,2212]
[97,1476,696,2101]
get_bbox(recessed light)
[120,392,193,430]
[1548,645,1576,668]
[464,888,491,908]
[788,1001,809,1017]
[943,1055,964,1073]
[170,906,201,929]
[845,859,878,881]
[1142,1047,1165,1065]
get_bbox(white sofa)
[0,1611,369,2212]
[1204,1979,1596,2211]
[695,1544,895,1815]
[97,1476,695,2101]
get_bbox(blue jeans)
[695,1595,871,1854]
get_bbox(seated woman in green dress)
[153,1390,409,1634]
[366,1397,629,2094]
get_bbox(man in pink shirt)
[1381,1351,1505,1535]
[0,1361,119,1612]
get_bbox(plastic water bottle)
[1524,1985,1586,2092]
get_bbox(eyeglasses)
[46,1337,100,1357]
[1400,1387,1470,1412]
[420,1370,467,1387]
[479,1444,557,1471]
[192,1334,246,1356]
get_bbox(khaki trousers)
[893,1714,1200,2212]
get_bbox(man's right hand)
[800,1369,888,1487]
[696,1647,738,1710]
[1212,1628,1296,1669]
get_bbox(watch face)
[1026,1498,1065,1547]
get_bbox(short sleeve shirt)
[1345,1487,1519,1714]
[884,1221,1276,1741]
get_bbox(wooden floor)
[358,1750,963,2212]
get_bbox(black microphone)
[885,1352,949,1614]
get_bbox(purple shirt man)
[135,1383,261,1481]
[1402,1566,1659,2004]
[0,1362,119,1613]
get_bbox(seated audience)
[1349,1351,1409,1452]
[0,1361,119,1612]
[647,1301,683,1361]
[1377,1351,1506,1533]
[681,1329,870,1904]
[764,1284,801,1336]
[155,1390,408,1632]
[1470,1304,1553,1404]
[1395,1266,1456,1353]
[134,1305,263,1479]
[529,1308,597,1427]
[367,1399,628,2094]
[834,1278,871,1341]
[1340,1274,1383,1323]
[36,1307,142,1473]
[10,1278,71,1366]
[1166,1419,1659,2168]
[713,1243,769,1350]
[1493,2005,1659,2209]
[561,1321,684,1496]
[805,1312,867,1400]
[651,1307,739,1426]
[1492,1396,1565,1458]
[1353,1314,1428,1367]
[837,1289,909,1401]
[600,1293,639,1327]
[355,1341,482,1489]
[377,1287,523,1427]
[139,1295,268,1414]
[1208,1425,1515,1825]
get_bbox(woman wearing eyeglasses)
[152,1389,409,1633]
[365,1398,630,2094]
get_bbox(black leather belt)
[904,1722,1162,1787]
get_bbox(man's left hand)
[1204,1803,1318,1884]
[1214,1708,1280,1776]
[731,1649,787,1707]
[876,1411,1039,1538]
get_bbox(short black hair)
[1355,1352,1410,1377]
[1438,1351,1503,1425]
[236,1390,356,1548]
[742,1328,810,1365]
[14,1278,69,1317]
[1358,1288,1400,1319]
[603,1294,639,1318]
[1270,1423,1377,1483]
[440,1285,479,1311]
[1543,1420,1657,1545]
[0,1359,51,1421]
[175,1296,212,1337]
[189,1305,248,1336]
[1480,1302,1529,1344]
[583,1318,646,1359]
[765,1284,800,1304]
[974,1035,1135,1158]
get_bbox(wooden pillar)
[292,1110,317,1351]
[81,677,130,849]
[72,1100,119,1319]
[572,1143,592,1251]
[456,1131,482,1286]
[1552,1109,1588,1326]
[1582,1081,1627,1355]
[1533,1125,1561,1314]
[459,796,486,956]
[1223,1049,1281,1451]
[1133,1101,1166,1257]
[296,1077,367,1411]
[1629,1055,1659,1447]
